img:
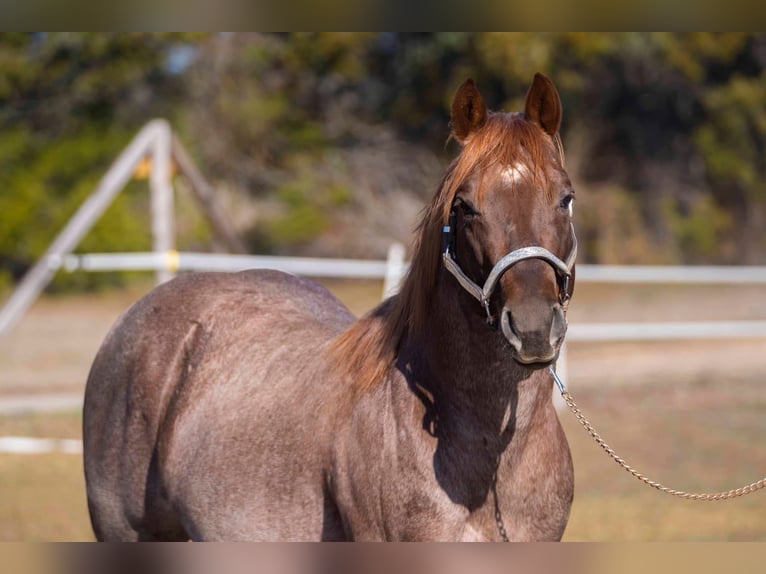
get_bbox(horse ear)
[524,73,562,136]
[450,79,487,144]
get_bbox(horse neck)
[390,269,556,512]
[398,268,553,444]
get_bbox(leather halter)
[442,209,578,326]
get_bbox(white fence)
[0,436,82,455]
[3,249,766,452]
[54,248,766,345]
[57,248,766,374]
[6,246,766,346]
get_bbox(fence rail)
[56,249,766,345]
[574,264,766,284]
[56,247,766,405]
[567,321,766,342]
[5,249,766,343]
[2,247,766,416]
[61,251,391,279]
[59,250,766,286]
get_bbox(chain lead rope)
[552,368,766,501]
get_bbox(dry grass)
[0,410,83,439]
[0,410,91,541]
[1,278,765,541]
[561,377,766,541]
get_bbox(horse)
[83,73,578,541]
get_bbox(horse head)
[443,74,577,367]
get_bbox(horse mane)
[331,111,562,392]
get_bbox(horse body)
[84,74,576,541]
[84,269,572,541]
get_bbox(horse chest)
[488,424,575,541]
[449,439,574,542]
[334,399,572,541]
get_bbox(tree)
[0,33,201,289]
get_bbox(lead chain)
[561,389,766,501]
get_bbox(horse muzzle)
[500,302,567,366]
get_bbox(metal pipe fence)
[2,247,766,421]
[54,249,766,347]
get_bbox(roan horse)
[83,73,578,541]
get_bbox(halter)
[441,209,578,326]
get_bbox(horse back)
[83,269,354,540]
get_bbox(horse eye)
[458,200,481,218]
[559,194,574,211]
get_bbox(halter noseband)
[442,209,578,326]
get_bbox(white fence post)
[0,121,162,337]
[149,120,175,285]
[383,243,406,299]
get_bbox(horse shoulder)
[494,403,574,541]
[329,371,470,541]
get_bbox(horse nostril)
[500,309,523,351]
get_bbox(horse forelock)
[332,111,563,392]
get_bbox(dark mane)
[331,111,562,391]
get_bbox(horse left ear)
[524,73,562,136]
[450,79,487,144]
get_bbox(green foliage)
[3,32,766,295]
[265,204,329,247]
[695,74,766,200]
[577,184,662,264]
[257,174,350,250]
[324,185,352,207]
[0,270,11,297]
[0,33,205,291]
[663,196,733,263]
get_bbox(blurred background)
[0,32,765,541]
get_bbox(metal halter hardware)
[442,210,578,326]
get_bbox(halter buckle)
[442,210,457,257]
[481,297,494,326]
[549,366,566,394]
[559,275,571,306]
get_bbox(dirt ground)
[0,275,765,541]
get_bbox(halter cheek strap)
[442,213,578,325]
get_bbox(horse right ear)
[450,79,487,144]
